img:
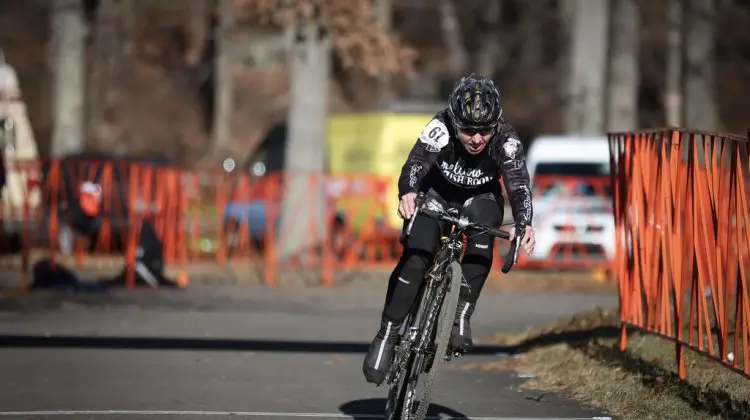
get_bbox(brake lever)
[501,224,526,274]
[404,191,427,238]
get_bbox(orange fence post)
[264,174,279,287]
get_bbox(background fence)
[0,156,616,289]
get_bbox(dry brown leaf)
[232,0,418,77]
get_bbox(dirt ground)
[0,250,617,294]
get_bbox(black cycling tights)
[381,192,504,324]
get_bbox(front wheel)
[411,260,463,420]
[387,260,463,420]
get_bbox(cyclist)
[363,73,536,385]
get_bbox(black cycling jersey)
[397,108,533,226]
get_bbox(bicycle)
[383,191,525,420]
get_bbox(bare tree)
[564,0,610,135]
[606,0,640,132]
[212,0,236,154]
[88,0,122,152]
[276,13,332,261]
[438,0,469,78]
[49,0,86,157]
[476,0,502,78]
[664,0,683,127]
[684,0,719,131]
[375,0,393,101]
[518,1,544,75]
[237,0,416,77]
[237,0,417,262]
[185,0,210,68]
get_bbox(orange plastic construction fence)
[0,158,188,290]
[609,128,750,380]
[178,171,395,286]
[177,170,614,283]
[2,157,617,290]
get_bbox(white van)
[524,135,615,265]
[526,135,611,180]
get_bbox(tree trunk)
[185,0,210,68]
[212,0,235,154]
[438,0,468,78]
[519,1,543,75]
[684,0,719,131]
[476,0,502,78]
[50,0,86,157]
[684,0,719,167]
[564,0,610,135]
[88,0,121,151]
[119,0,137,150]
[375,0,392,101]
[606,0,640,132]
[277,15,331,262]
[664,0,683,127]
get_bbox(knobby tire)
[412,260,462,420]
[384,260,463,420]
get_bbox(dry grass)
[486,269,617,294]
[490,308,750,420]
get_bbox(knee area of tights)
[464,240,495,260]
[400,251,432,273]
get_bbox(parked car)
[524,135,615,265]
[530,179,615,264]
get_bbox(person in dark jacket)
[362,73,536,385]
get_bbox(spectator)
[0,47,40,230]
[0,121,5,191]
[0,50,21,102]
[0,49,17,192]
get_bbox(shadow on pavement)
[0,326,620,354]
[0,335,509,354]
[339,398,469,419]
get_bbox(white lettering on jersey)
[439,159,492,187]
[419,119,450,152]
[409,164,422,188]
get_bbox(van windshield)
[535,162,610,177]
[533,162,613,200]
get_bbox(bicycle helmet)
[448,72,503,133]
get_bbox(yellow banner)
[326,112,433,230]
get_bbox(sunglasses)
[456,125,496,136]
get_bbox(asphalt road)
[0,284,618,420]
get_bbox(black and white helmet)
[448,72,503,133]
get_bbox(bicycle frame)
[400,191,522,354]
[384,191,526,420]
[405,192,523,273]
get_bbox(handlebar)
[405,192,526,273]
